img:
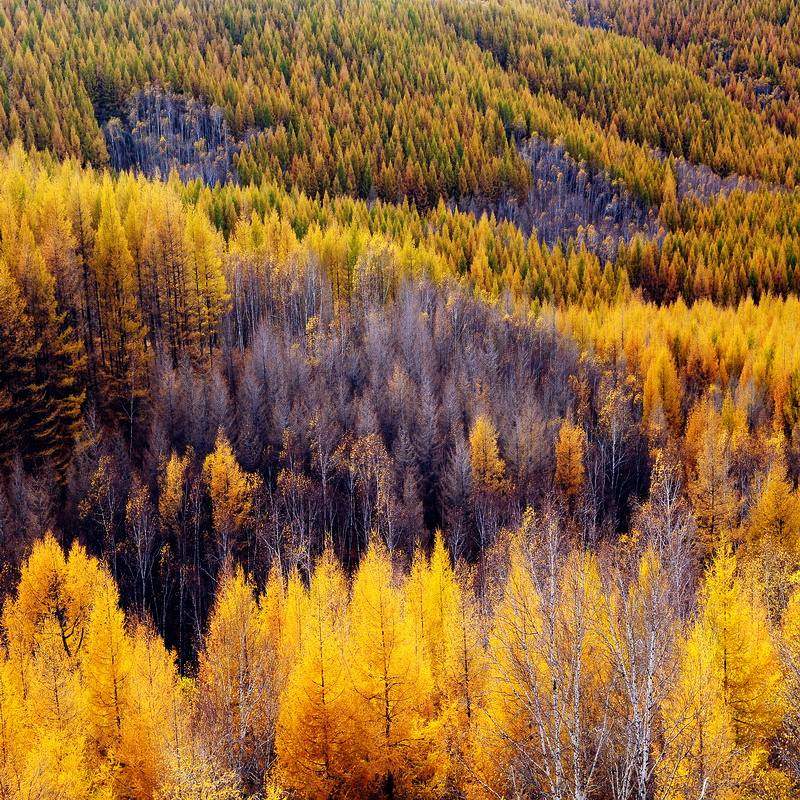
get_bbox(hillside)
[4,0,800,798]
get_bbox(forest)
[4,0,800,798]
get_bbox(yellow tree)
[746,459,800,555]
[203,429,263,563]
[0,534,108,798]
[642,345,682,437]
[0,653,96,800]
[0,602,95,800]
[82,572,134,796]
[0,534,191,800]
[699,549,784,746]
[405,534,485,788]
[92,181,146,412]
[258,563,306,685]
[661,549,785,798]
[125,622,189,800]
[469,414,509,553]
[554,417,586,506]
[688,421,738,554]
[3,532,104,665]
[469,415,507,495]
[275,553,358,799]
[0,257,41,464]
[658,620,740,799]
[469,529,543,800]
[184,208,228,361]
[197,566,277,790]
[346,540,441,799]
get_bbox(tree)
[469,415,509,554]
[184,208,228,361]
[126,622,188,800]
[554,417,586,507]
[197,566,278,790]
[700,549,784,745]
[746,459,800,555]
[3,532,105,663]
[92,182,147,421]
[469,415,507,495]
[276,553,358,798]
[0,259,42,464]
[604,547,683,800]
[346,540,441,799]
[82,572,134,796]
[659,617,741,799]
[405,534,485,787]
[661,549,785,798]
[472,510,614,800]
[688,420,738,554]
[642,345,682,437]
[203,429,263,563]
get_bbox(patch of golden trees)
[5,491,800,799]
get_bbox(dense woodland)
[573,0,800,134]
[7,0,800,206]
[5,0,800,797]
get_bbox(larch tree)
[468,414,508,554]
[658,617,740,800]
[275,552,358,799]
[470,523,544,800]
[662,548,785,798]
[92,182,147,417]
[554,417,586,508]
[699,549,784,746]
[688,420,738,554]
[125,622,189,800]
[82,572,134,796]
[0,258,42,465]
[3,212,85,474]
[746,458,800,555]
[405,533,486,788]
[197,566,278,791]
[184,207,228,361]
[642,345,682,438]
[203,429,263,564]
[346,540,441,800]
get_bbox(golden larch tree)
[276,553,359,799]
[554,417,586,505]
[346,540,442,799]
[203,429,263,563]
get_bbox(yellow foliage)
[0,536,190,800]
[203,429,263,561]
[642,345,682,435]
[469,415,507,494]
[275,553,357,799]
[197,566,277,788]
[554,417,586,502]
[346,540,443,798]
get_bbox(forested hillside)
[5,0,800,797]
